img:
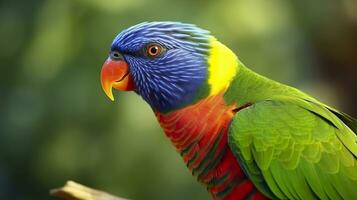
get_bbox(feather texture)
[227,65,357,199]
[156,94,266,200]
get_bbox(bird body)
[100,22,357,200]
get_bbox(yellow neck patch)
[207,37,239,95]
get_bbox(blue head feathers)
[111,22,212,112]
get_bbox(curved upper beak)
[100,58,135,101]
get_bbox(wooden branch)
[50,180,129,200]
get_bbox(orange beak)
[100,58,135,101]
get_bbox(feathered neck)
[206,37,239,96]
[156,37,240,114]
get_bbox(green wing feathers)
[328,107,357,134]
[228,97,357,200]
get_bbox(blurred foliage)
[0,0,356,199]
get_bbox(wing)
[328,107,357,134]
[228,97,357,200]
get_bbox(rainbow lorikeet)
[100,22,357,200]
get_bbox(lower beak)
[100,58,135,101]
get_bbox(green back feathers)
[228,98,357,200]
[328,108,357,135]
[225,63,357,199]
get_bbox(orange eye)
[147,44,162,57]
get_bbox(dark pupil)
[150,46,158,54]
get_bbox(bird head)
[100,22,238,113]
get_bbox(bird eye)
[146,44,163,58]
[110,51,123,60]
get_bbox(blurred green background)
[0,0,356,199]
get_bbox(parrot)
[100,22,357,200]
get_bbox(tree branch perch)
[50,180,128,200]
